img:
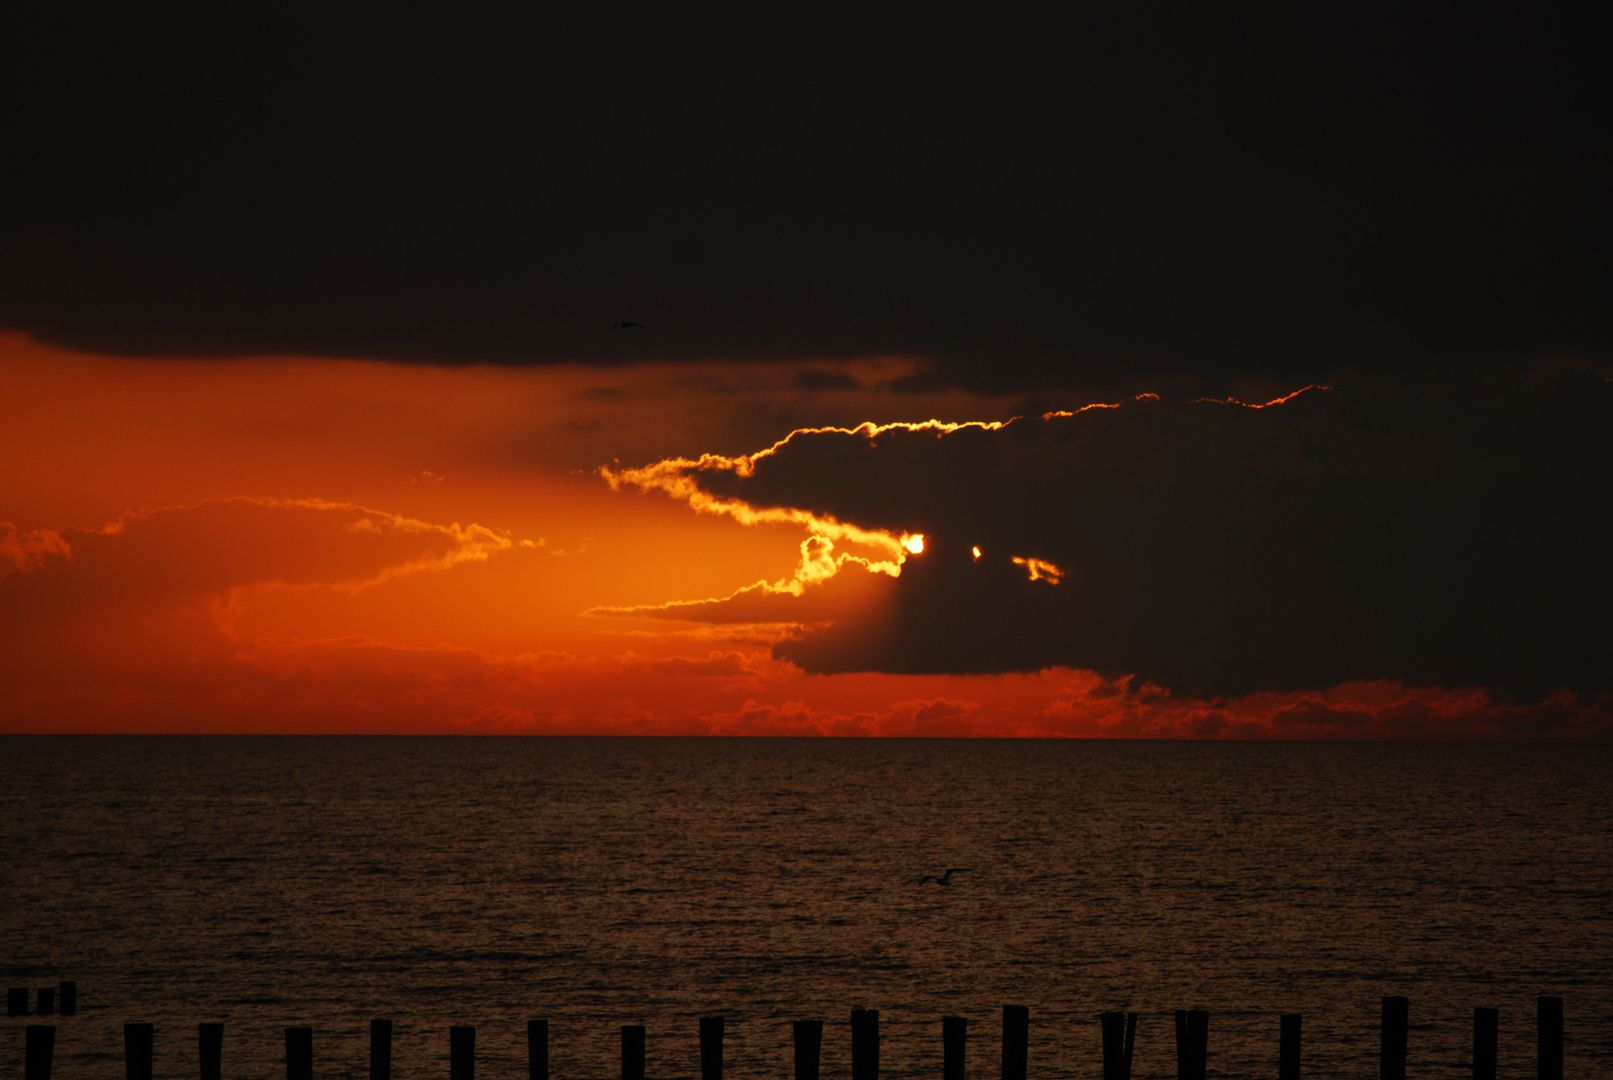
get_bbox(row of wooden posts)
[8,985,78,1017]
[13,995,1568,1080]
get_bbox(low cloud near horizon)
[2,339,1609,739]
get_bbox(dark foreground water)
[2,738,1610,1079]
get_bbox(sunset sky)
[2,8,1609,736]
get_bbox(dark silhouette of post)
[126,1023,155,1080]
[1279,1014,1300,1080]
[200,1023,224,1080]
[58,983,76,1018]
[1173,1010,1207,1080]
[851,1009,879,1080]
[622,1025,646,1080]
[1381,997,1408,1080]
[36,988,55,1016]
[700,1017,724,1080]
[25,1026,56,1080]
[1001,1006,1027,1080]
[8,988,28,1016]
[1472,1008,1497,1080]
[451,1026,475,1080]
[528,1019,549,1080]
[1100,1013,1136,1080]
[371,1020,392,1080]
[942,1017,967,1080]
[1537,996,1562,1080]
[793,1020,822,1080]
[286,1027,313,1080]
[1100,1013,1122,1080]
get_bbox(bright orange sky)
[1,333,1601,737]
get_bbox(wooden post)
[199,1023,224,1080]
[25,1026,56,1080]
[528,1019,548,1080]
[1279,1014,1300,1080]
[36,988,56,1016]
[1537,997,1562,1080]
[851,1009,866,1080]
[851,1009,879,1080]
[8,989,28,1016]
[58,984,76,1018]
[622,1025,646,1080]
[1472,1008,1497,1080]
[942,1017,967,1080]
[1100,1013,1126,1080]
[1172,1010,1206,1080]
[1001,1006,1027,1080]
[286,1027,313,1080]
[371,1020,393,1080]
[793,1020,822,1080]
[700,1017,724,1080]
[1101,1013,1138,1080]
[1381,997,1408,1080]
[126,1023,155,1080]
[451,1026,475,1080]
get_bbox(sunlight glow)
[972,545,982,561]
[600,419,1009,591]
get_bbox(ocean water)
[2,738,1610,1080]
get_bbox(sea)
[2,738,1610,1079]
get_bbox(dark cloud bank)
[3,8,1608,390]
[674,368,1612,701]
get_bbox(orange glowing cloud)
[587,535,896,625]
[1010,556,1064,584]
[0,498,516,691]
[2,332,1608,737]
[599,420,999,595]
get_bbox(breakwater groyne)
[9,984,1568,1080]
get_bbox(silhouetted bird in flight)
[918,868,969,885]
[614,321,644,329]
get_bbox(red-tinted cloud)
[3,335,1609,738]
[0,499,513,706]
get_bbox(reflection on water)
[2,737,1610,1079]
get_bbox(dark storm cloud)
[669,366,1613,700]
[2,7,1609,388]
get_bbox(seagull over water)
[918,867,969,886]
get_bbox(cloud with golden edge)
[599,419,1010,598]
[1042,392,1161,420]
[1191,384,1333,409]
[2,497,519,641]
